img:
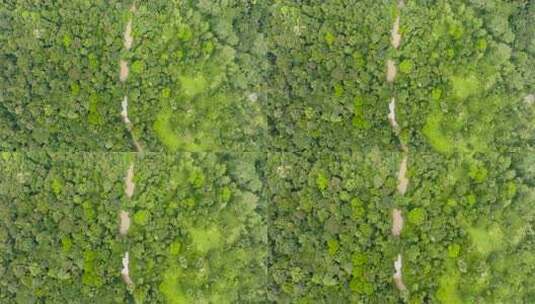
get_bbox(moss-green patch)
[153,107,182,151]
[447,244,460,258]
[467,224,504,256]
[82,201,96,221]
[349,251,373,295]
[177,24,193,41]
[62,34,72,48]
[477,38,487,51]
[82,250,102,287]
[352,51,365,68]
[61,236,72,253]
[436,269,462,304]
[70,83,80,96]
[350,197,365,219]
[152,93,221,151]
[131,60,144,74]
[408,208,426,225]
[352,252,368,267]
[432,88,443,101]
[324,31,335,46]
[202,41,215,56]
[451,74,481,100]
[352,96,370,129]
[179,74,207,97]
[133,210,150,226]
[465,193,477,206]
[220,186,232,203]
[333,83,344,97]
[422,111,454,154]
[327,239,339,256]
[51,177,63,195]
[316,172,329,191]
[190,226,222,254]
[399,60,413,73]
[188,168,205,189]
[87,94,103,126]
[159,266,190,304]
[468,162,488,183]
[447,21,464,40]
[169,240,181,256]
[349,273,373,295]
[504,181,517,199]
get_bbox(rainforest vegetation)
[0,0,533,303]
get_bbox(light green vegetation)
[467,224,504,256]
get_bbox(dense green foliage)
[0,152,266,303]
[0,2,130,150]
[265,0,395,151]
[401,151,535,303]
[127,153,266,303]
[0,0,534,303]
[129,1,266,151]
[267,149,535,303]
[399,0,534,152]
[0,153,129,302]
[1,1,531,152]
[268,150,401,303]
[0,1,266,151]
[265,0,534,303]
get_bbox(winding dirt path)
[397,155,409,195]
[388,0,408,293]
[391,16,401,49]
[121,251,134,286]
[124,163,135,198]
[118,3,143,153]
[392,209,404,237]
[118,3,138,289]
[387,97,399,131]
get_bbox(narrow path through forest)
[388,0,408,293]
[118,2,138,289]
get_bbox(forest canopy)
[0,0,533,303]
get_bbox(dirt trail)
[393,254,406,290]
[119,60,129,82]
[397,155,409,195]
[124,20,133,51]
[388,97,399,131]
[388,0,408,293]
[121,96,131,124]
[118,3,138,289]
[392,209,404,237]
[117,2,143,153]
[386,60,397,83]
[119,210,131,236]
[121,251,134,286]
[391,16,401,49]
[124,164,135,198]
